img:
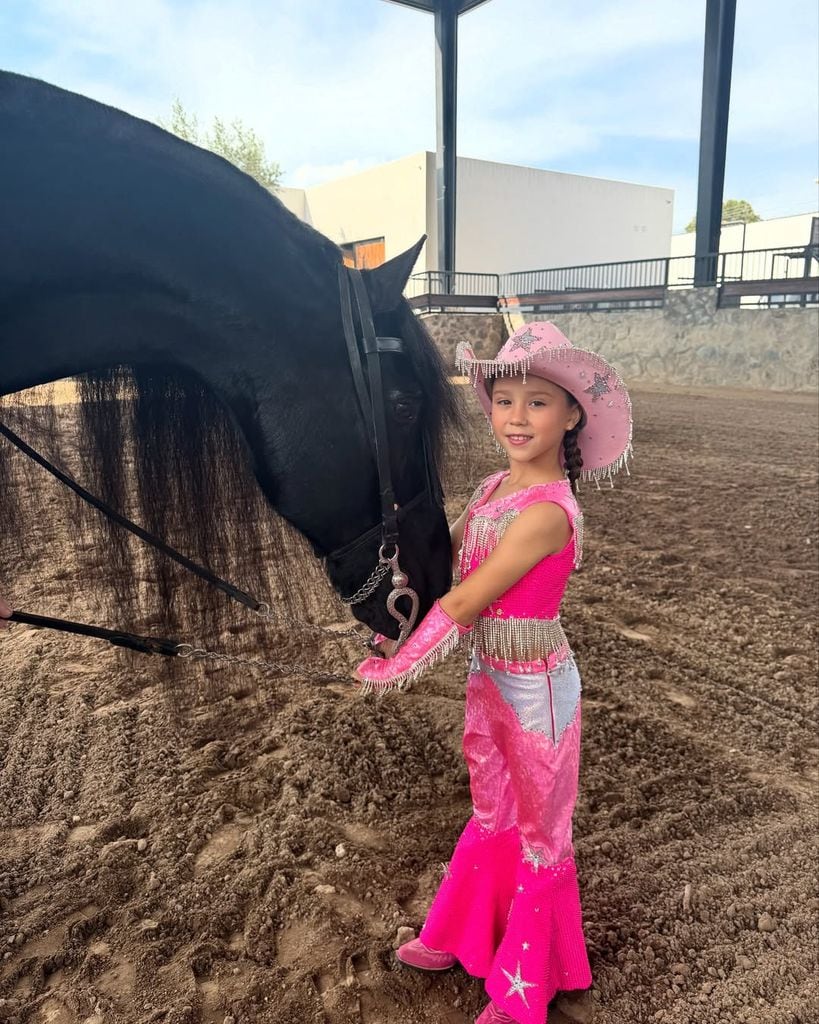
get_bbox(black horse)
[0,70,459,643]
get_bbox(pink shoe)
[475,1003,516,1023]
[395,937,457,971]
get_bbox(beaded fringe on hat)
[457,340,616,381]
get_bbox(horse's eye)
[392,394,420,423]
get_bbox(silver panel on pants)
[472,653,582,746]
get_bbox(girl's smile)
[490,375,580,470]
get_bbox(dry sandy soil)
[0,385,817,1024]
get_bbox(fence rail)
[408,245,818,312]
[406,271,500,299]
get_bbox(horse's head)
[254,238,458,639]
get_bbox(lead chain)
[338,560,391,607]
[174,643,354,685]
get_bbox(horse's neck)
[0,288,202,397]
[1,71,334,398]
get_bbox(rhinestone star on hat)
[583,371,612,401]
[511,327,538,351]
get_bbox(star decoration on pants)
[583,372,612,401]
[501,960,538,1008]
[523,843,548,873]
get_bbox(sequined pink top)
[459,471,583,665]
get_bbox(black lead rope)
[6,610,180,657]
[0,417,266,657]
[0,419,263,612]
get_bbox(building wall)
[277,185,307,221]
[278,154,430,269]
[456,158,674,274]
[669,213,818,258]
[278,152,674,277]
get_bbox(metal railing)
[502,257,670,296]
[406,270,500,299]
[407,246,818,311]
[667,245,818,288]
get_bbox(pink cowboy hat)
[456,321,633,485]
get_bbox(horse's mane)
[0,73,463,705]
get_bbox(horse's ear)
[364,236,426,312]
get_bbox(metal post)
[435,0,458,290]
[693,0,737,287]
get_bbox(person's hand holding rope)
[0,594,11,629]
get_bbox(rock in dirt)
[394,926,416,949]
[683,882,693,911]
[757,912,776,932]
[334,843,346,859]
[553,990,594,1023]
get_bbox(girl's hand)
[0,595,12,629]
[368,633,398,658]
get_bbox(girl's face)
[490,374,581,467]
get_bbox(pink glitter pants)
[420,654,593,1023]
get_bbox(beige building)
[278,151,675,277]
[669,212,818,259]
[668,212,818,286]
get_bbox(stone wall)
[418,311,508,367]
[420,290,819,391]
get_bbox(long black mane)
[0,70,461,675]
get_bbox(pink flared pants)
[420,654,593,1023]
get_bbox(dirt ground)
[0,385,817,1024]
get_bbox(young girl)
[356,321,632,1024]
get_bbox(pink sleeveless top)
[459,470,583,666]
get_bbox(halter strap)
[338,265,404,547]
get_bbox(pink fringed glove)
[355,601,471,695]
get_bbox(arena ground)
[0,384,817,1024]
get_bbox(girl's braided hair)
[563,399,585,495]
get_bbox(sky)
[1,0,817,234]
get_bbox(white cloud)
[3,0,816,212]
[16,0,437,181]
[287,158,376,188]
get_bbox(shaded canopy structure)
[386,1,492,284]
[387,0,737,288]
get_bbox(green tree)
[685,199,761,232]
[160,99,282,191]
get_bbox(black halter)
[336,264,403,549]
[0,262,428,652]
